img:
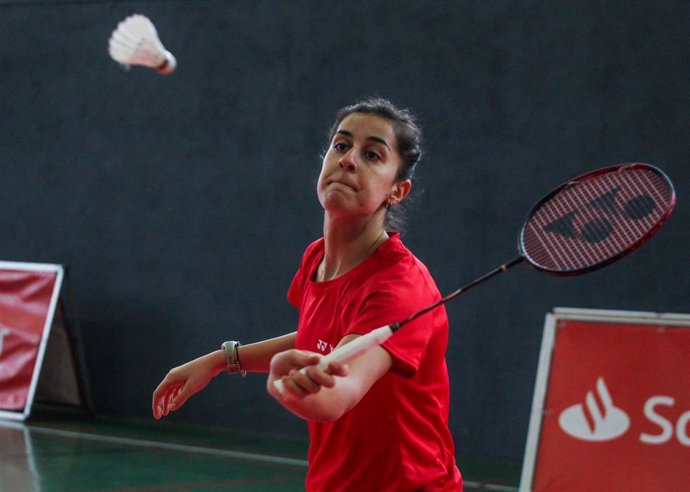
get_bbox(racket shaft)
[273,325,394,396]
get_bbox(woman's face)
[318,112,407,221]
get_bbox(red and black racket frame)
[518,163,676,276]
[391,163,676,333]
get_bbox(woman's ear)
[390,179,412,205]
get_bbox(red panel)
[533,319,690,492]
[0,270,57,410]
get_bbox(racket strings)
[541,172,667,267]
[540,179,655,267]
[531,200,583,271]
[522,167,673,272]
[604,172,664,246]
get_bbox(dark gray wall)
[1,0,688,463]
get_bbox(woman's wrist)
[221,341,247,376]
[205,350,229,377]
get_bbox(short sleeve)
[286,268,304,308]
[343,276,439,378]
[286,237,323,309]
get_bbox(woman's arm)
[152,332,296,419]
[266,334,393,422]
[237,332,297,372]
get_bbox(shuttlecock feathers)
[108,14,176,75]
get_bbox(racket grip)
[272,325,394,396]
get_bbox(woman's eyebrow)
[335,129,392,151]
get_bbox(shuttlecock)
[108,14,176,75]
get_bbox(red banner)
[0,268,59,411]
[522,309,690,492]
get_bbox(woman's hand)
[265,339,391,422]
[266,349,348,402]
[152,350,226,419]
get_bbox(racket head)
[518,163,676,275]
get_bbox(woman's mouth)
[329,179,357,191]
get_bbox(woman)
[152,97,462,491]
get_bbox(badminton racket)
[274,163,676,395]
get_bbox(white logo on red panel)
[0,327,10,357]
[559,377,630,441]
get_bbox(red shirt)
[288,233,462,491]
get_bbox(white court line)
[0,420,519,490]
[0,420,308,467]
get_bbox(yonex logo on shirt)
[316,339,334,353]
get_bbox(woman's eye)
[365,150,381,160]
[334,142,348,151]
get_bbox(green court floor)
[0,415,520,491]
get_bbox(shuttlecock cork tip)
[157,50,177,75]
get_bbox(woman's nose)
[339,149,357,171]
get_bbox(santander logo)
[559,377,630,441]
[559,376,690,446]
